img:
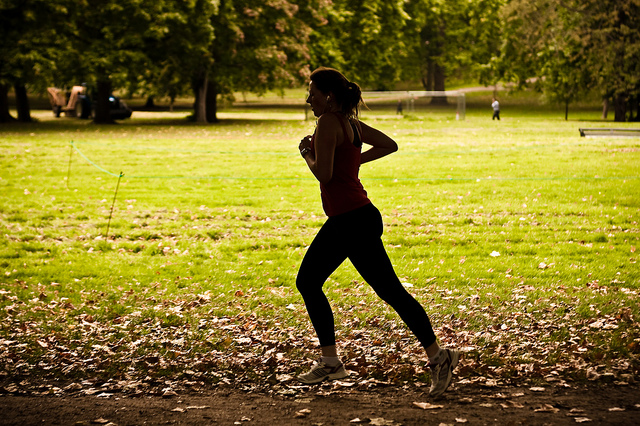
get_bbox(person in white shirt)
[492,98,500,120]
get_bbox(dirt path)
[2,383,639,425]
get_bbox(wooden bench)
[579,128,640,137]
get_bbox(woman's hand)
[299,135,312,154]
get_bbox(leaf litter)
[0,278,639,399]
[0,266,639,425]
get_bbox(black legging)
[296,202,437,349]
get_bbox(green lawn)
[1,101,638,393]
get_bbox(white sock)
[321,356,340,367]
[428,349,446,365]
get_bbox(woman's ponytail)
[344,82,363,118]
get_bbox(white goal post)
[361,90,466,120]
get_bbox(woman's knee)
[296,273,323,298]
[295,274,307,295]
[374,284,415,308]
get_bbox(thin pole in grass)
[66,141,74,189]
[105,172,124,239]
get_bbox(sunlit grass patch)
[0,107,638,392]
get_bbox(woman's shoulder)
[317,112,344,126]
[317,112,350,136]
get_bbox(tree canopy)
[0,0,72,122]
[491,0,640,121]
[2,0,638,123]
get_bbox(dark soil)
[1,383,639,425]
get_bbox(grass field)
[1,95,639,393]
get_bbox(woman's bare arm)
[302,113,339,184]
[358,121,398,164]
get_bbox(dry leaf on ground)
[413,402,444,410]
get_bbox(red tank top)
[310,113,370,217]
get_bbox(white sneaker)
[297,359,348,384]
[428,348,460,397]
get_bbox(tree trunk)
[422,60,434,91]
[206,80,219,123]
[0,83,16,123]
[629,96,639,122]
[192,72,208,123]
[144,96,155,108]
[602,98,609,120]
[14,83,32,122]
[94,79,115,124]
[565,101,569,121]
[430,63,448,105]
[613,94,627,122]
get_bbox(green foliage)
[0,0,71,89]
[67,0,169,80]
[144,0,216,102]
[318,0,409,89]
[2,0,640,125]
[584,0,640,120]
[492,0,640,121]
[404,0,505,91]
[207,0,324,99]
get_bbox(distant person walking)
[492,97,500,120]
[296,67,459,397]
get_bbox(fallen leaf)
[370,419,397,426]
[490,251,500,257]
[277,374,293,382]
[171,408,185,413]
[4,384,18,393]
[295,408,311,418]
[64,383,83,391]
[413,402,444,410]
[91,419,109,425]
[529,387,546,392]
[535,404,559,413]
[455,419,468,423]
[574,418,592,423]
[608,407,625,412]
